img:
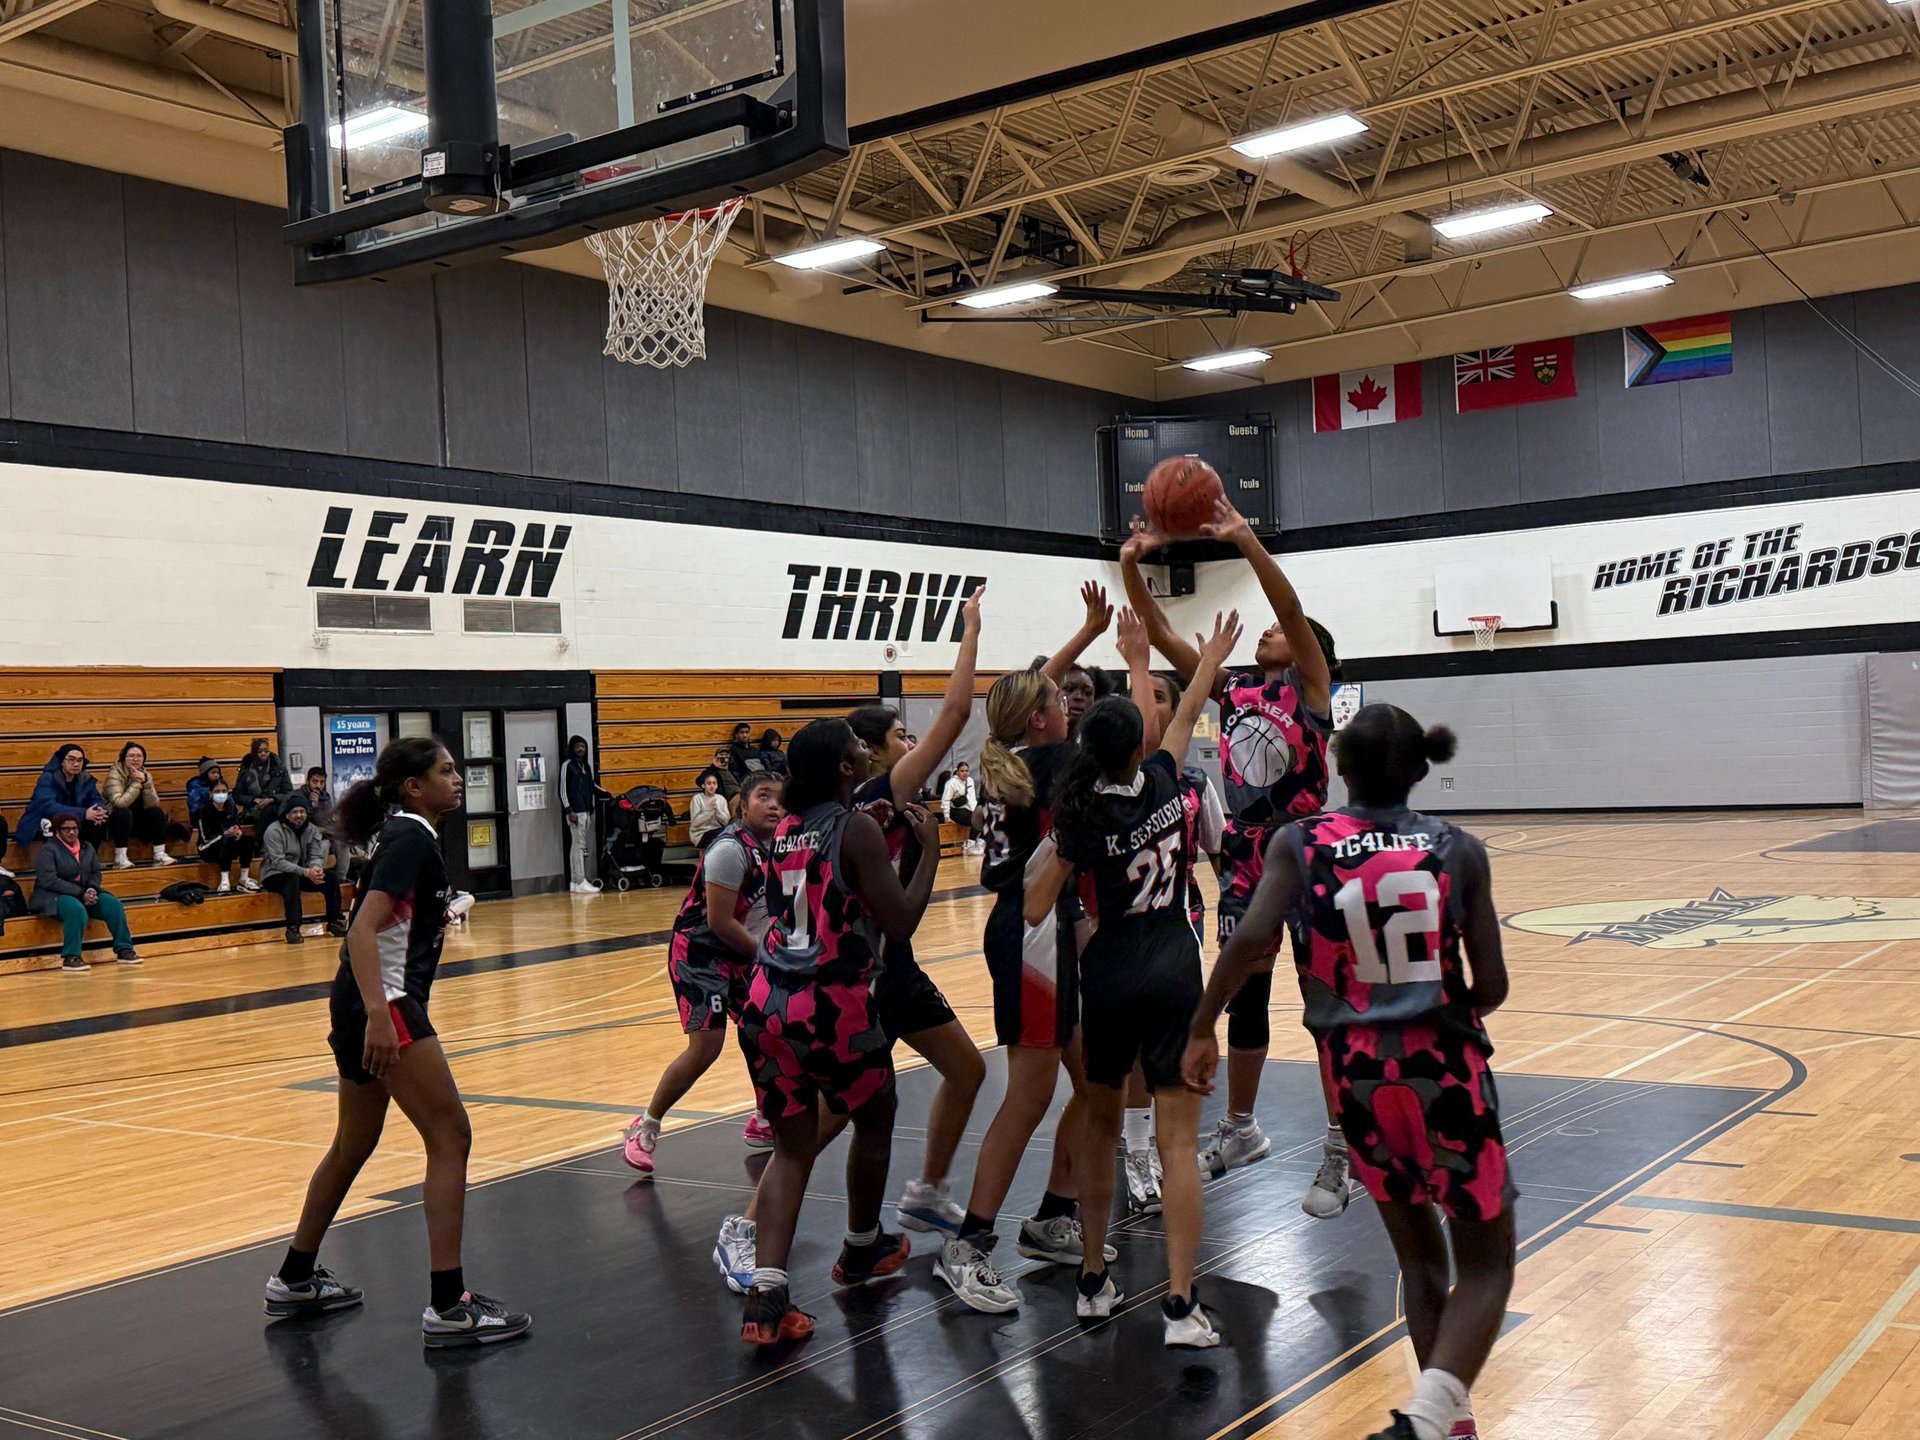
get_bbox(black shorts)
[668,933,752,1034]
[1079,923,1202,1091]
[874,941,957,1040]
[329,992,436,1085]
[984,899,1079,1050]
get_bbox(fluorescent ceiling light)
[954,280,1058,309]
[1569,271,1675,300]
[1182,348,1271,372]
[774,237,885,270]
[328,104,426,151]
[1231,112,1368,159]
[1433,201,1553,239]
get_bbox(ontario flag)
[1312,362,1424,432]
[1453,337,1577,412]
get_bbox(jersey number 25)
[1125,834,1183,915]
[1334,872,1441,985]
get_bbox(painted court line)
[1621,1195,1920,1235]
[1761,1258,1920,1440]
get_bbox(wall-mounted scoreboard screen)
[1097,414,1275,541]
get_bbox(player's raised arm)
[1198,499,1331,713]
[1118,528,1207,688]
[1162,611,1241,769]
[1041,580,1113,684]
[891,582,984,802]
[1115,607,1163,754]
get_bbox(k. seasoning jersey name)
[1591,522,1920,616]
[1106,792,1188,857]
[782,564,986,643]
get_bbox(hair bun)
[1422,725,1458,764]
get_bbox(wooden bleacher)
[0,668,334,974]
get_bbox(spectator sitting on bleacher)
[941,762,985,855]
[688,773,729,850]
[186,757,220,821]
[261,794,345,945]
[21,744,110,849]
[195,778,260,894]
[756,729,790,777]
[0,807,13,879]
[35,812,141,973]
[104,742,179,870]
[696,749,741,807]
[726,722,757,781]
[234,737,294,832]
[297,768,335,830]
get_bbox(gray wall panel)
[1046,386,1101,538]
[4,154,132,430]
[236,206,345,454]
[123,179,244,442]
[908,351,962,524]
[854,337,912,514]
[1273,384,1306,530]
[1677,306,1770,484]
[1855,285,1920,466]
[1440,403,1518,510]
[338,277,442,465]
[1350,653,1864,809]
[436,267,531,476]
[604,345,680,492]
[796,327,860,512]
[523,268,610,485]
[1766,296,1863,475]
[1298,426,1373,526]
[736,313,804,507]
[1366,362,1443,517]
[1515,357,1601,503]
[1594,333,1683,494]
[953,361,1006,527]
[672,307,744,499]
[999,376,1054,531]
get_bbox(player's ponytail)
[980,670,1050,810]
[1333,703,1452,806]
[331,735,445,848]
[1052,696,1143,851]
[1306,618,1342,681]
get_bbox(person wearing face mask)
[262,795,346,944]
[195,768,260,893]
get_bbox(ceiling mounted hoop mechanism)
[1468,614,1504,651]
[585,198,746,369]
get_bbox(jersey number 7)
[1334,872,1441,985]
[779,868,812,950]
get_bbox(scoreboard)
[1097,414,1275,540]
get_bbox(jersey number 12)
[1334,872,1441,985]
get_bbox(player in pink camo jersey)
[1183,704,1513,1440]
[1121,496,1352,1213]
[735,719,943,1348]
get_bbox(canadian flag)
[1312,362,1424,433]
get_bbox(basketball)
[1143,455,1225,537]
[1223,710,1295,789]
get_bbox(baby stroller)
[601,784,676,889]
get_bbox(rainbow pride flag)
[1624,312,1733,386]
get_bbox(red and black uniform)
[666,821,769,1033]
[978,742,1079,1050]
[1055,751,1202,1091]
[1281,806,1512,1222]
[737,801,892,1119]
[855,771,957,1040]
[327,813,452,1085]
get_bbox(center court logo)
[1507,887,1920,948]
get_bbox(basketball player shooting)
[1120,496,1347,1208]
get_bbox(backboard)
[285,0,846,284]
[1433,554,1559,637]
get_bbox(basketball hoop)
[585,197,745,369]
[1468,615,1504,651]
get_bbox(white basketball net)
[1469,615,1504,651]
[586,198,744,369]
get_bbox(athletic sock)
[751,1266,789,1291]
[1034,1190,1077,1222]
[429,1267,465,1313]
[959,1212,996,1241]
[1161,1291,1193,1320]
[1122,1107,1152,1153]
[1077,1268,1109,1298]
[1226,1111,1255,1130]
[1404,1369,1469,1440]
[278,1247,317,1285]
[845,1225,879,1247]
[1325,1123,1348,1152]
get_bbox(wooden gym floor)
[2,809,1918,1439]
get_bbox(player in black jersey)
[264,737,530,1348]
[1026,611,1238,1344]
[1185,706,1514,1440]
[935,585,1120,1314]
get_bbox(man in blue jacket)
[563,735,610,895]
